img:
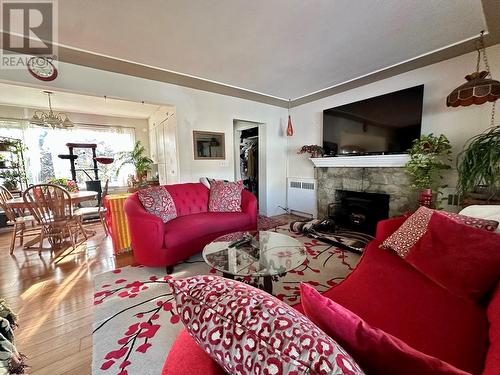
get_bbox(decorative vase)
[418,188,433,208]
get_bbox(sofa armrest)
[124,194,165,251]
[241,189,258,227]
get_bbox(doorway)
[234,120,263,210]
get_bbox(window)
[0,121,136,187]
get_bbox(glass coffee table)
[202,231,307,295]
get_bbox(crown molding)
[57,46,290,108]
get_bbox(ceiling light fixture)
[30,91,75,129]
[446,31,500,107]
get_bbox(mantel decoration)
[30,91,74,129]
[405,134,452,208]
[298,144,324,158]
[446,31,500,107]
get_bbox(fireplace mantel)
[310,154,410,168]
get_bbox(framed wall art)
[193,131,225,160]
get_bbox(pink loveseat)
[124,183,257,270]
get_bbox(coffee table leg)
[263,276,273,295]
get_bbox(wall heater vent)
[287,178,317,217]
[301,182,315,190]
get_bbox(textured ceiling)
[56,0,486,99]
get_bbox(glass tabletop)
[202,231,307,277]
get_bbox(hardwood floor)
[0,222,134,375]
[0,214,304,374]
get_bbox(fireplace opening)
[328,190,390,235]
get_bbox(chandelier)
[446,31,500,107]
[30,91,74,129]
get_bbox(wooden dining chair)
[74,180,109,235]
[0,186,40,254]
[23,184,88,254]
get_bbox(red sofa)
[162,215,499,375]
[124,183,257,268]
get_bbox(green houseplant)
[457,125,500,200]
[0,170,20,190]
[405,134,452,207]
[115,141,154,182]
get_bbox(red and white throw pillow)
[199,177,229,189]
[381,207,433,257]
[439,210,499,232]
[137,186,177,223]
[208,180,244,212]
[169,275,365,375]
[382,206,499,257]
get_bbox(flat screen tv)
[322,85,424,156]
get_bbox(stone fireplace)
[329,190,390,235]
[315,167,418,219]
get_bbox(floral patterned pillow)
[382,206,499,257]
[137,186,177,223]
[438,211,499,232]
[381,207,434,257]
[208,180,244,212]
[169,275,365,375]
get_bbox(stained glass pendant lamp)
[446,31,500,107]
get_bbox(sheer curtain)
[0,120,136,187]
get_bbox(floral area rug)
[92,226,361,375]
[257,214,289,231]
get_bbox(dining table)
[5,190,98,209]
[5,190,98,248]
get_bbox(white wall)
[0,63,288,216]
[288,44,500,186]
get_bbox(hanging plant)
[405,134,452,207]
[456,125,500,200]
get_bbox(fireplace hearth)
[328,190,390,235]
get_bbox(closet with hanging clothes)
[239,127,258,199]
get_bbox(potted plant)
[298,145,325,158]
[116,141,154,183]
[405,134,452,208]
[457,126,500,201]
[0,139,15,152]
[0,154,6,168]
[0,170,20,191]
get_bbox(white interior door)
[163,115,180,184]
